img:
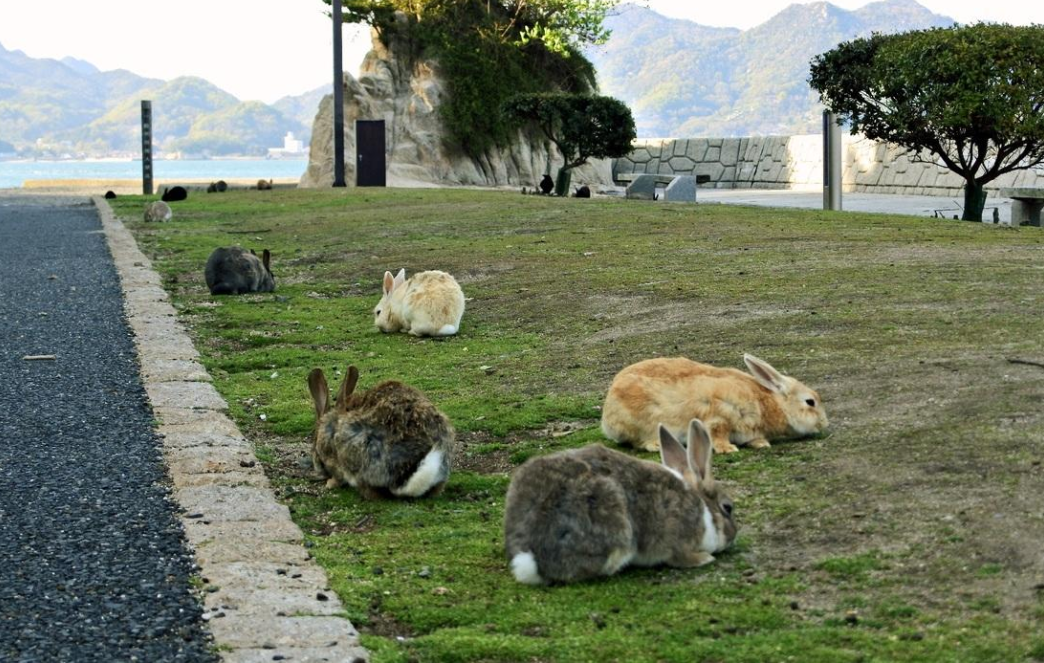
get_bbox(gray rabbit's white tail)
[392,449,446,497]
[510,551,543,585]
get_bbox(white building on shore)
[267,132,308,159]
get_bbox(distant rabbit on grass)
[307,366,455,499]
[161,186,188,202]
[504,419,736,584]
[203,246,274,295]
[374,268,465,337]
[144,200,171,223]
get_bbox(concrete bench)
[614,172,712,185]
[616,173,711,202]
[999,188,1044,226]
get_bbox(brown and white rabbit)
[601,354,828,454]
[307,366,454,499]
[373,268,465,337]
[504,419,736,584]
[144,200,172,223]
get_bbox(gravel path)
[0,196,217,662]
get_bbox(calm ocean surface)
[0,159,309,189]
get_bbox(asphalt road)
[0,197,216,662]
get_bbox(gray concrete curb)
[93,197,368,663]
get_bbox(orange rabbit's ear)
[744,353,787,393]
[382,271,395,295]
[335,366,359,411]
[308,369,329,418]
[686,419,713,484]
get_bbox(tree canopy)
[503,92,635,195]
[809,23,1044,221]
[325,0,618,155]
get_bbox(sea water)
[0,159,309,189]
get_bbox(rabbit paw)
[671,550,716,568]
[637,438,662,453]
[325,477,342,489]
[713,439,740,454]
[748,438,772,449]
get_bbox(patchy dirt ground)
[122,188,1044,660]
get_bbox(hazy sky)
[2,1,1043,104]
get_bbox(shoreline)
[2,178,302,195]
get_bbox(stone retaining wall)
[614,135,1044,196]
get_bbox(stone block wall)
[614,134,1044,196]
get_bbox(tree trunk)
[961,180,987,222]
[554,167,573,197]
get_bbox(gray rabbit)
[503,419,736,584]
[204,246,275,295]
[307,366,455,499]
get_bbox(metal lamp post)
[332,0,346,187]
[823,111,842,211]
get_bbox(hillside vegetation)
[588,0,953,137]
[0,41,313,157]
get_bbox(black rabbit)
[161,186,188,202]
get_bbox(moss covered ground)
[111,188,1044,662]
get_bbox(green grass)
[113,188,1044,662]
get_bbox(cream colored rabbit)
[601,354,828,454]
[373,268,465,337]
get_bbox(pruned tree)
[809,23,1044,221]
[503,92,635,195]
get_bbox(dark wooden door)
[355,120,386,187]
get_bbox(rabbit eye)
[721,502,733,517]
[375,309,381,316]
[805,398,816,407]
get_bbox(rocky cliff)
[299,27,610,189]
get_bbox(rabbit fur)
[308,366,454,499]
[144,200,172,223]
[601,354,828,454]
[204,246,275,295]
[504,419,736,584]
[374,268,465,337]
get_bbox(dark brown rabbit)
[204,247,275,295]
[307,366,455,499]
[503,419,736,584]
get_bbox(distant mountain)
[1,0,956,154]
[273,85,327,133]
[588,0,955,137]
[0,41,316,157]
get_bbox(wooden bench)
[999,188,1044,226]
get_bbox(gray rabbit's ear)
[262,249,271,272]
[308,368,329,418]
[658,424,688,475]
[744,353,787,393]
[382,271,395,295]
[335,365,360,411]
[686,419,713,484]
